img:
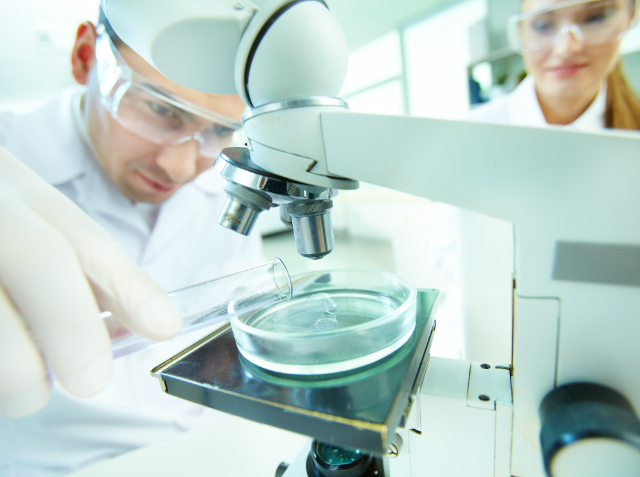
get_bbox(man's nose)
[553,24,584,55]
[156,139,199,182]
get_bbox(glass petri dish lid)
[230,269,417,375]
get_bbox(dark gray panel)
[553,242,640,287]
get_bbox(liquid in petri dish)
[243,290,402,334]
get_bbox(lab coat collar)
[76,155,147,236]
[139,182,200,263]
[571,83,607,130]
[76,157,228,252]
[139,169,224,263]
[509,75,606,130]
[4,87,92,186]
[508,76,549,127]
[76,161,226,261]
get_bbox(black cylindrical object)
[539,382,640,476]
[306,440,383,477]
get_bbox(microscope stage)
[151,290,437,455]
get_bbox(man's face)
[84,42,246,204]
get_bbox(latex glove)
[0,147,182,417]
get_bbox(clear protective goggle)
[94,24,243,159]
[507,0,638,55]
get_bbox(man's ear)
[71,21,98,85]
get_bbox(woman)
[471,0,640,128]
[460,0,640,364]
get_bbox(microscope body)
[101,0,640,475]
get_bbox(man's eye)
[148,102,176,118]
[584,9,610,24]
[208,125,235,138]
[531,19,554,33]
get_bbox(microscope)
[102,0,640,475]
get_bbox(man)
[0,12,263,476]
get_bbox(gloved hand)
[0,146,182,418]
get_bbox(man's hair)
[98,7,123,47]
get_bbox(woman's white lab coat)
[458,75,606,363]
[0,88,265,476]
[468,74,606,128]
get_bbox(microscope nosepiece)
[287,200,335,260]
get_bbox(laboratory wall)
[0,0,100,112]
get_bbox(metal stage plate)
[151,289,438,455]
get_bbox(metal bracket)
[467,362,513,410]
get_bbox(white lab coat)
[457,75,606,363]
[0,88,265,476]
[468,74,606,128]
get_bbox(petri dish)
[230,269,417,375]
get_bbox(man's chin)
[134,189,177,204]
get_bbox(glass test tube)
[102,258,292,358]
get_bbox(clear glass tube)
[102,258,291,358]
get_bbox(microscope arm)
[320,111,640,247]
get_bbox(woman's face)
[520,0,635,101]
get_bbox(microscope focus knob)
[539,382,640,477]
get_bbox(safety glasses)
[508,0,638,55]
[94,25,243,158]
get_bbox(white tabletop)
[69,413,309,477]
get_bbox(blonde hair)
[605,61,640,130]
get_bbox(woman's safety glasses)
[94,25,242,159]
[508,0,638,55]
